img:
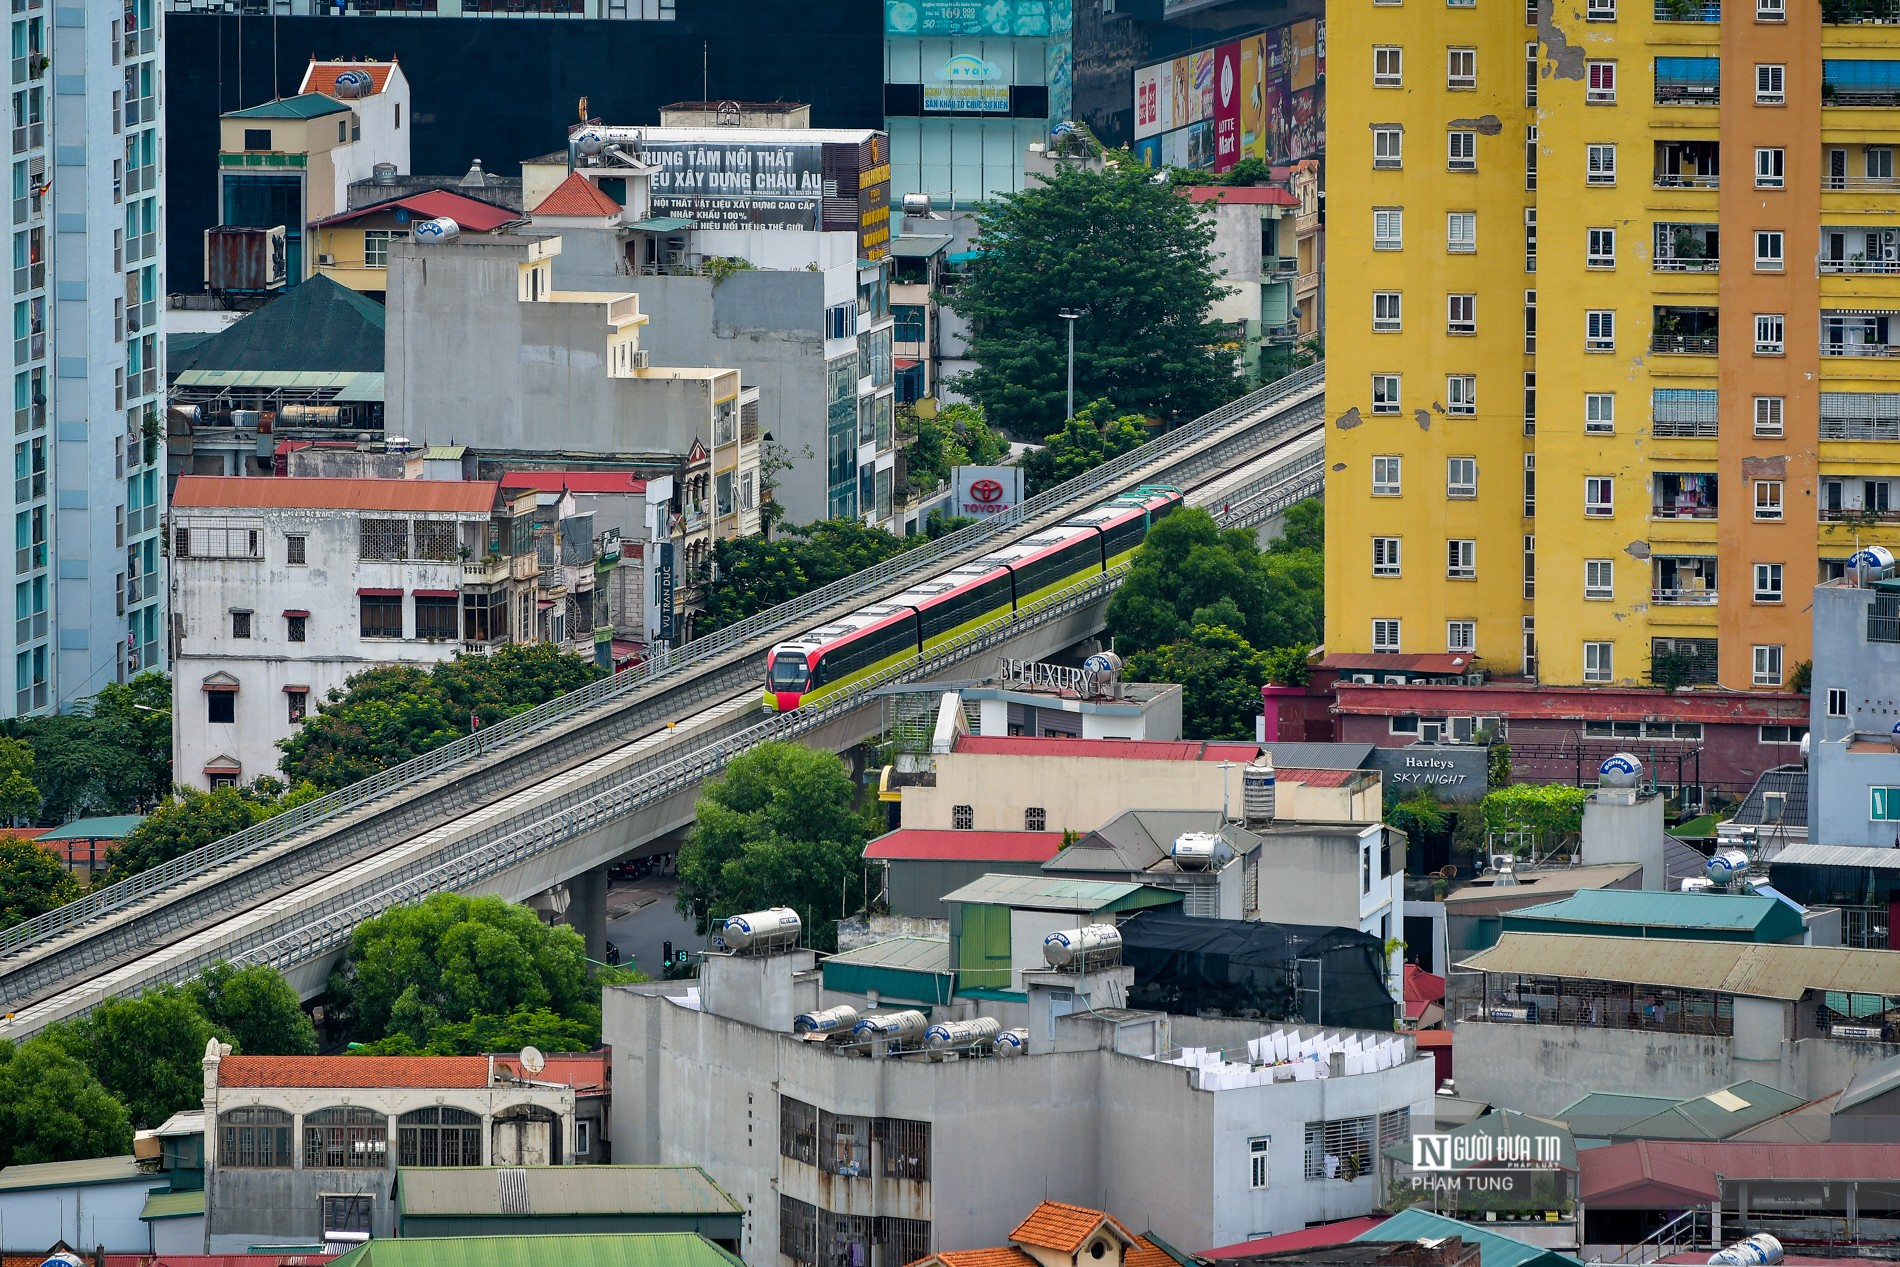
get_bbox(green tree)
[698,519,923,635]
[943,163,1241,437]
[1479,784,1588,854]
[42,985,216,1128]
[1385,787,1451,842]
[1106,506,1321,656]
[9,672,172,820]
[0,736,39,822]
[903,402,1009,494]
[1019,401,1151,496]
[185,962,318,1056]
[349,1007,602,1057]
[1125,624,1270,740]
[1259,642,1315,687]
[675,741,872,953]
[327,893,599,1051]
[279,644,603,790]
[105,784,272,881]
[0,833,79,929]
[1271,497,1325,556]
[0,1038,131,1166]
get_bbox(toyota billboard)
[952,465,1024,516]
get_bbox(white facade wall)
[323,75,410,214]
[171,503,487,788]
[0,1176,164,1252]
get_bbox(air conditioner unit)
[1383,674,1407,685]
[316,253,336,266]
[1465,670,1486,685]
[1351,673,1376,684]
[1450,716,1475,743]
[630,350,649,369]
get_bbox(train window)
[770,654,807,691]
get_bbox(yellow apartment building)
[1326,0,1900,693]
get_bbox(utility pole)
[1059,310,1084,420]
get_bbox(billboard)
[1130,18,1325,172]
[952,465,1025,516]
[885,0,1072,36]
[924,52,1011,113]
[645,140,826,229]
[1213,41,1241,172]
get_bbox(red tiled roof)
[299,60,395,97]
[311,190,521,233]
[1009,1201,1134,1253]
[173,476,496,514]
[217,1055,491,1088]
[1404,963,1447,1006]
[491,1050,608,1093]
[910,1252,1036,1267]
[1203,1216,1390,1259]
[1331,681,1810,725]
[1181,185,1301,206]
[865,829,1065,863]
[1582,1140,1900,1205]
[952,736,1260,763]
[1578,1140,1722,1204]
[1126,1239,1180,1267]
[1284,767,1360,788]
[533,172,624,218]
[500,469,649,496]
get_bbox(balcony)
[1652,557,1718,604]
[1654,225,1719,273]
[1822,313,1900,357]
[1824,63,1900,106]
[1654,0,1719,17]
[463,556,509,585]
[1821,413,1900,440]
[1654,141,1719,190]
[1652,473,1719,520]
[1869,613,1900,642]
[1652,308,1719,356]
[510,553,540,581]
[1265,255,1299,280]
[1656,80,1720,106]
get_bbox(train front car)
[763,642,814,712]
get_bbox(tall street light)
[1059,310,1084,421]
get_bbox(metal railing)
[0,364,1326,961]
[1651,586,1718,605]
[1652,334,1719,355]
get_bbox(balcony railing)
[1821,340,1900,357]
[1267,255,1299,278]
[1870,613,1900,642]
[1824,175,1900,191]
[1652,334,1719,355]
[1655,0,1720,17]
[1656,83,1720,105]
[1820,256,1900,274]
[1823,507,1900,522]
[1655,173,1719,190]
[1652,586,1718,605]
[1653,418,1719,438]
[1825,88,1900,107]
[1821,416,1900,440]
[1824,0,1900,22]
[463,557,509,585]
[1654,257,1718,272]
[1652,505,1719,520]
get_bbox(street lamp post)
[1059,310,1083,420]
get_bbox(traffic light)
[663,940,674,972]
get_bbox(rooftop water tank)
[993,1028,1030,1055]
[1708,1235,1782,1267]
[1171,832,1222,871]
[1850,545,1896,582]
[1680,876,1717,894]
[1706,849,1750,886]
[793,1005,858,1036]
[1598,752,1643,789]
[1243,760,1277,827]
[331,68,373,99]
[412,217,461,243]
[1042,923,1122,970]
[722,907,801,953]
[851,1010,927,1042]
[372,161,398,186]
[923,1017,1000,1057]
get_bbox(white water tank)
[793,1005,859,1035]
[993,1028,1030,1055]
[1706,849,1750,885]
[1171,832,1222,871]
[924,1017,1000,1056]
[1850,545,1896,581]
[1042,923,1122,969]
[852,1010,928,1043]
[1243,760,1277,826]
[723,907,801,952]
[412,217,461,242]
[1708,1235,1782,1267]
[1598,753,1643,788]
[1680,876,1716,894]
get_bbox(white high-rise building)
[11,0,165,714]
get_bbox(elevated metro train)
[763,485,1183,712]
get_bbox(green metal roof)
[38,814,144,841]
[1612,1080,1808,1141]
[625,217,697,232]
[225,93,350,120]
[1504,889,1803,937]
[823,937,954,1006]
[141,1188,206,1220]
[1380,1109,1578,1172]
[0,1154,150,1191]
[170,274,386,377]
[825,936,950,971]
[425,445,467,460]
[393,1166,741,1218]
[1555,1091,1683,1140]
[1356,1209,1587,1267]
[328,1234,742,1267]
[940,872,1181,913]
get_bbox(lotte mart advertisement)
[1132,17,1324,173]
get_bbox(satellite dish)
[519,1045,546,1075]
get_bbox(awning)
[282,608,311,617]
[625,216,697,232]
[203,757,241,773]
[282,684,310,693]
[356,588,401,596]
[412,589,459,598]
[537,599,555,608]
[894,357,921,370]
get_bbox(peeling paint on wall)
[1415,408,1433,431]
[1741,455,1788,480]
[1332,461,1347,472]
[1625,541,1652,559]
[1449,114,1504,136]
[1336,407,1364,430]
[1540,0,1585,80]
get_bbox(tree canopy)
[104,780,323,882]
[676,742,872,953]
[1479,784,1588,854]
[327,893,607,1054]
[186,961,318,1057]
[42,986,217,1129]
[902,402,1009,495]
[1126,624,1273,740]
[1020,401,1151,496]
[943,163,1240,437]
[0,1038,131,1166]
[279,644,604,790]
[0,672,171,825]
[0,832,79,929]
[698,519,924,635]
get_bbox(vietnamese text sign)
[646,141,825,230]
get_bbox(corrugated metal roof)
[173,477,496,515]
[224,92,348,119]
[940,872,1175,912]
[1771,842,1900,871]
[865,829,1064,862]
[0,1154,149,1190]
[889,234,953,258]
[170,275,385,376]
[38,814,144,841]
[1353,1209,1586,1267]
[1581,1140,1900,1204]
[1614,1081,1807,1140]
[311,190,522,233]
[1504,889,1798,933]
[1440,864,1644,908]
[141,1188,206,1220]
[1837,1049,1900,1112]
[500,470,650,496]
[1203,1216,1391,1259]
[1556,1091,1682,1138]
[823,936,950,972]
[393,1166,739,1217]
[328,1234,740,1267]
[1460,932,1900,1000]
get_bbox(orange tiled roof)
[1127,1237,1179,1267]
[907,1252,1036,1267]
[299,60,395,97]
[218,1055,491,1088]
[533,172,623,218]
[172,476,497,515]
[1008,1201,1133,1253]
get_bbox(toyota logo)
[969,479,1006,503]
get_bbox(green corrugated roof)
[824,936,950,971]
[1613,1080,1807,1141]
[225,93,350,120]
[1505,889,1801,936]
[941,872,1180,912]
[171,274,385,377]
[393,1166,741,1218]
[38,814,144,841]
[0,1155,148,1191]
[425,445,467,460]
[141,1188,205,1220]
[1380,1109,1577,1171]
[1555,1091,1683,1139]
[625,217,697,231]
[328,1234,741,1267]
[1356,1209,1586,1267]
